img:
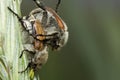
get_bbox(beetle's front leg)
[7,7,25,29]
[20,44,36,57]
[33,0,46,11]
[19,49,35,58]
[32,0,48,26]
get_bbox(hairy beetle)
[8,0,68,72]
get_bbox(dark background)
[21,0,120,80]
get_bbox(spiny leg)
[19,50,34,73]
[8,7,21,21]
[19,49,35,58]
[7,7,24,27]
[55,0,61,13]
[8,7,35,36]
[8,7,44,41]
[18,62,31,73]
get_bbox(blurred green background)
[21,0,120,80]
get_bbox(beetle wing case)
[27,7,69,50]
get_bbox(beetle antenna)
[55,0,61,13]
[7,7,22,21]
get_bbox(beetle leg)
[19,49,35,58]
[18,62,31,73]
[33,0,46,11]
[55,0,61,13]
[8,7,41,39]
[32,0,48,26]
[8,7,22,21]
[7,7,25,28]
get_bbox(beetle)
[8,0,68,72]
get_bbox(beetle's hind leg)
[19,49,35,73]
[18,62,31,73]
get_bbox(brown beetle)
[8,0,68,72]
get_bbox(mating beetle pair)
[8,0,68,72]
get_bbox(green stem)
[0,0,30,80]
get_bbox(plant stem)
[0,0,30,80]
